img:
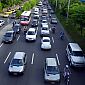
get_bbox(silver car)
[8,52,27,75]
[41,37,51,50]
[66,43,85,67]
[44,58,60,83]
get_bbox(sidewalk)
[0,23,13,44]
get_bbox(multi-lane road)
[0,0,85,85]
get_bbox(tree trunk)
[80,24,83,35]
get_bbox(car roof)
[46,58,57,66]
[13,52,25,59]
[69,43,82,51]
[43,37,50,40]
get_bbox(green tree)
[69,3,85,35]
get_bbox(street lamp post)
[67,0,70,19]
[56,0,57,8]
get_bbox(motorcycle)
[63,72,70,85]
[52,27,55,34]
[60,32,64,40]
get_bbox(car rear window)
[28,31,35,35]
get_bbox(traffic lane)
[50,8,85,85]
[0,33,34,85]
[1,24,57,85]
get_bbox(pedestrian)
[23,26,27,35]
[12,21,15,27]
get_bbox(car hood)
[3,37,12,41]
[9,65,24,72]
[45,72,60,81]
[71,56,85,63]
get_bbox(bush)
[16,10,22,19]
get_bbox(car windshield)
[46,66,59,74]
[21,17,29,21]
[42,27,48,30]
[72,51,84,56]
[28,31,35,35]
[43,39,49,42]
[5,33,12,37]
[42,20,47,23]
[11,59,23,66]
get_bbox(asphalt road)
[0,1,85,85]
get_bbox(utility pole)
[56,0,57,8]
[67,0,70,19]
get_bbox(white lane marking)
[0,43,3,48]
[52,37,54,43]
[56,54,60,65]
[4,52,11,64]
[17,35,20,41]
[31,53,34,64]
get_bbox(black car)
[31,19,38,27]
[2,31,16,43]
[13,24,21,33]
[51,18,57,24]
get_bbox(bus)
[20,11,31,26]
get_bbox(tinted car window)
[28,31,35,35]
[42,27,48,30]
[43,39,49,42]
[5,33,12,37]
[72,51,84,56]
[46,66,59,74]
[11,59,23,66]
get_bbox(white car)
[41,37,51,50]
[8,52,27,75]
[0,20,5,27]
[26,28,37,41]
[41,24,50,36]
[42,9,48,14]
[41,19,48,26]
[33,14,39,19]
